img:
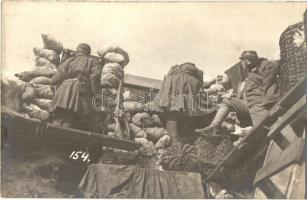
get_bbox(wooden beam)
[269,78,306,119]
[273,133,290,150]
[257,178,285,199]
[45,124,142,151]
[253,138,305,185]
[268,95,306,139]
[124,74,162,90]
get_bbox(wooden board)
[1,109,142,151]
[124,74,162,90]
[253,138,305,185]
[268,95,306,139]
[45,124,142,151]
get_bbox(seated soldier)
[195,50,280,135]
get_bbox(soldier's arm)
[262,61,279,94]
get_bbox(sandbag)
[123,91,133,101]
[107,131,121,138]
[104,52,128,67]
[145,127,167,142]
[1,73,26,111]
[152,114,162,127]
[32,99,52,110]
[107,132,117,137]
[35,56,56,68]
[15,67,57,82]
[32,84,54,99]
[102,63,124,79]
[22,103,49,121]
[206,83,226,94]
[104,115,116,131]
[33,47,60,64]
[129,123,147,138]
[101,73,120,88]
[135,138,156,156]
[41,34,63,54]
[134,137,148,144]
[22,85,38,102]
[132,112,151,127]
[97,45,129,67]
[123,101,144,112]
[29,76,52,85]
[155,135,171,149]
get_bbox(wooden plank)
[124,74,162,90]
[203,79,306,181]
[269,78,306,119]
[45,124,142,151]
[280,125,299,144]
[1,111,142,151]
[257,179,285,199]
[253,138,305,185]
[268,95,306,139]
[273,132,290,150]
[286,162,306,199]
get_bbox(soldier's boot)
[195,103,230,136]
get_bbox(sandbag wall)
[97,46,171,153]
[6,34,63,121]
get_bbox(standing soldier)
[49,43,102,131]
[195,50,280,135]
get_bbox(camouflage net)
[159,135,234,177]
[279,21,307,95]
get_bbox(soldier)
[155,62,215,144]
[195,50,280,135]
[49,43,102,130]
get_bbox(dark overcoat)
[156,62,208,116]
[49,52,102,114]
[245,59,280,124]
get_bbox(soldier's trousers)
[222,96,268,127]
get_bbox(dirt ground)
[1,126,87,198]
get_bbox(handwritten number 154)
[69,151,90,162]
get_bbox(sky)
[2,2,306,81]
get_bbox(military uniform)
[49,43,102,130]
[196,51,280,135]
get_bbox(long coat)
[245,59,280,124]
[245,59,280,108]
[49,52,102,115]
[155,62,210,117]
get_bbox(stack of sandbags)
[16,34,63,82]
[98,46,129,88]
[19,81,54,121]
[104,110,170,150]
[130,113,170,150]
[1,72,27,112]
[13,34,63,121]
